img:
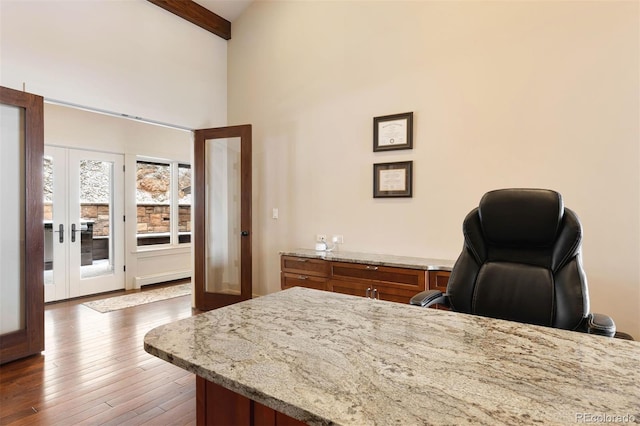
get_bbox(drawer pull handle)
[366,287,371,298]
[295,259,308,263]
[297,275,308,280]
[373,288,379,300]
[365,266,379,271]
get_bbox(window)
[136,159,191,247]
[177,163,192,244]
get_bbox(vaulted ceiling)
[148,0,253,40]
[197,0,253,22]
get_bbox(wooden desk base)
[197,377,305,426]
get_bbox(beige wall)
[228,1,640,337]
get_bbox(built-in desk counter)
[145,287,640,425]
[280,249,456,271]
[280,249,455,304]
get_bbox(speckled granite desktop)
[280,248,456,271]
[144,287,640,425]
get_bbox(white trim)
[44,98,193,132]
[135,270,191,287]
[135,246,191,257]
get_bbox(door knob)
[53,224,64,243]
[71,223,79,242]
[241,231,249,236]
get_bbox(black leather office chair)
[411,188,617,337]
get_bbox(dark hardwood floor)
[0,285,196,425]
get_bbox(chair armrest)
[586,313,616,338]
[410,290,448,308]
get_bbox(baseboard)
[134,270,192,287]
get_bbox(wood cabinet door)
[330,262,427,303]
[197,377,305,426]
[428,270,451,310]
[428,270,450,292]
[372,282,426,304]
[328,279,371,298]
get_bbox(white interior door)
[44,147,125,302]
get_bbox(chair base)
[614,331,634,341]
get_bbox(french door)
[0,86,44,364]
[44,146,125,302]
[194,125,252,311]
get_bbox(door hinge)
[124,265,126,272]
[123,165,126,172]
[123,215,126,222]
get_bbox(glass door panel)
[43,146,67,302]
[68,150,124,298]
[0,103,25,334]
[78,159,114,279]
[205,137,241,295]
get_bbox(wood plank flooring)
[0,285,196,425]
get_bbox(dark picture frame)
[373,161,413,198]
[373,112,413,152]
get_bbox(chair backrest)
[447,188,590,330]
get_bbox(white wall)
[228,1,640,338]
[0,0,227,129]
[1,0,229,291]
[44,103,192,289]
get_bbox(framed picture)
[373,161,413,198]
[373,112,413,152]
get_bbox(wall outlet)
[316,234,327,242]
[332,235,344,244]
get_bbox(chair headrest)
[478,188,563,247]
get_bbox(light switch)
[272,208,279,219]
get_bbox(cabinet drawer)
[281,256,330,277]
[331,262,426,289]
[282,273,327,291]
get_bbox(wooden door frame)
[194,125,252,311]
[0,86,45,364]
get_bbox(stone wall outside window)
[43,203,191,237]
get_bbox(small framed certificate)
[373,112,413,152]
[373,161,413,198]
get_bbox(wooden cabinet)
[428,270,451,310]
[429,270,450,293]
[281,254,450,305]
[197,377,305,426]
[280,256,330,291]
[330,262,427,304]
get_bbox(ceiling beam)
[147,0,231,40]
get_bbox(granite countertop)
[144,287,640,425]
[280,248,456,271]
